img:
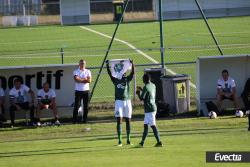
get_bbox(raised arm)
[128,60,135,81]
[106,60,116,82]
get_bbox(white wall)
[0,64,79,119]
[60,0,90,25]
[155,0,250,20]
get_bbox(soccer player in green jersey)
[136,74,163,147]
[106,60,135,146]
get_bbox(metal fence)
[0,0,155,26]
[0,44,249,101]
[1,0,250,26]
[0,1,250,103]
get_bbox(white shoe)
[117,143,123,147]
[37,122,41,127]
[54,120,61,126]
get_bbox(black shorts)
[13,102,30,110]
[40,99,52,105]
[221,95,234,101]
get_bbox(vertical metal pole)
[159,0,165,69]
[133,67,137,101]
[131,0,134,11]
[8,0,11,15]
[61,48,64,64]
[194,0,224,56]
[89,0,130,102]
[23,0,26,16]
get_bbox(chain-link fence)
[1,0,250,26]
[0,1,250,104]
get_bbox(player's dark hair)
[222,69,229,74]
[143,74,151,84]
[14,78,21,83]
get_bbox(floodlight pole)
[89,0,130,102]
[159,0,165,69]
[194,0,224,56]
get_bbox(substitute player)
[136,74,163,147]
[36,82,60,126]
[106,59,134,146]
[9,78,35,127]
[216,69,240,112]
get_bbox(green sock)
[126,119,131,142]
[151,125,161,143]
[141,124,148,144]
[117,122,122,144]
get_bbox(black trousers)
[0,105,5,123]
[242,94,250,110]
[9,102,35,124]
[73,91,89,123]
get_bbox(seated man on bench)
[36,82,60,126]
[9,78,35,127]
[0,83,6,126]
[216,69,240,112]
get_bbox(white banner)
[109,59,132,79]
[0,64,79,108]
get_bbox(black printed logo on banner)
[0,70,63,90]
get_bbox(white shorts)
[144,111,156,126]
[114,100,132,118]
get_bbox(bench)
[199,97,245,116]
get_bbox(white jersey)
[217,77,236,93]
[37,89,56,100]
[0,88,4,97]
[9,84,30,103]
[73,68,91,91]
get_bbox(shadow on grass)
[0,145,123,158]
[0,126,245,144]
[0,126,247,158]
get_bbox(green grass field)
[0,109,249,167]
[1,16,250,65]
[1,16,250,100]
[0,17,250,166]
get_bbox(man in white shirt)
[73,60,92,124]
[9,78,35,127]
[36,82,60,126]
[216,69,239,111]
[0,82,6,126]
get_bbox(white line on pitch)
[80,26,196,89]
[195,31,250,35]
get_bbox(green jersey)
[111,75,133,100]
[138,82,157,113]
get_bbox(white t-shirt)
[73,68,91,91]
[9,84,30,103]
[0,88,4,97]
[37,89,56,100]
[217,77,236,93]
